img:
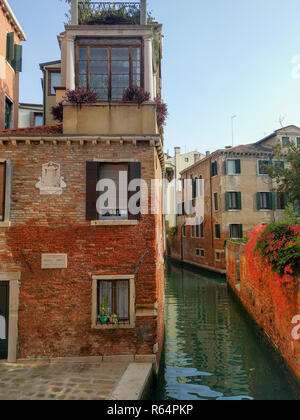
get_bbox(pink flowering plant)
[65,87,98,104]
[254,222,300,276]
[122,86,150,104]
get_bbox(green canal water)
[152,261,300,401]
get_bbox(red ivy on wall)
[245,225,297,314]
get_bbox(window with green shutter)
[226,159,241,175]
[282,137,290,147]
[258,160,271,175]
[211,161,218,177]
[257,192,273,210]
[226,192,242,210]
[297,138,300,148]
[12,45,23,72]
[230,224,243,239]
[6,33,14,64]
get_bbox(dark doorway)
[0,282,9,360]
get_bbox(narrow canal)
[152,261,300,401]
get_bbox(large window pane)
[116,281,129,320]
[49,72,61,95]
[90,47,108,61]
[99,281,112,315]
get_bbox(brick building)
[0,0,26,130]
[0,0,165,366]
[170,125,298,273]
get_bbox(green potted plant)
[109,314,119,326]
[99,296,109,324]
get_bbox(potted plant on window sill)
[98,296,110,324]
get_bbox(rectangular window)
[5,97,14,129]
[215,224,221,239]
[182,224,186,237]
[258,160,271,175]
[191,225,195,238]
[230,224,243,239]
[211,161,218,177]
[282,136,290,147]
[196,249,205,257]
[276,192,287,210]
[226,192,242,210]
[273,161,285,169]
[34,113,43,127]
[77,39,142,101]
[200,222,204,238]
[215,252,221,261]
[297,137,300,147]
[48,70,61,96]
[226,159,241,175]
[97,279,130,324]
[257,192,273,210]
[86,161,141,221]
[0,163,5,222]
[214,193,219,211]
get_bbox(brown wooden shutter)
[86,162,99,221]
[128,162,141,220]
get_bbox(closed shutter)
[237,192,242,210]
[4,160,12,222]
[12,44,23,72]
[226,192,230,211]
[235,160,241,174]
[229,225,233,238]
[215,224,221,239]
[257,192,262,210]
[128,162,141,220]
[239,225,243,239]
[267,192,273,210]
[6,33,14,63]
[273,192,278,210]
[86,162,99,221]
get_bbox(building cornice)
[0,0,27,41]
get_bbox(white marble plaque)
[42,254,68,269]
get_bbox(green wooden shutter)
[257,192,262,210]
[237,192,242,210]
[12,45,22,72]
[225,160,229,175]
[226,192,230,211]
[229,225,233,238]
[235,160,241,174]
[239,225,243,239]
[86,162,99,221]
[273,192,278,210]
[267,192,273,210]
[128,162,141,220]
[215,224,221,239]
[6,33,14,63]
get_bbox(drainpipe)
[71,0,79,25]
[140,0,147,25]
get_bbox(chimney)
[140,0,147,25]
[175,147,181,156]
[225,146,232,149]
[71,0,78,25]
[206,151,210,157]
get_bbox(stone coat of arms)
[35,162,66,195]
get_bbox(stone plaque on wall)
[42,254,68,269]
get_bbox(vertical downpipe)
[140,0,147,25]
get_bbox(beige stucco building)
[170,125,298,273]
[165,147,204,227]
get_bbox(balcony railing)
[71,0,148,25]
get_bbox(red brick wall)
[0,141,164,360]
[226,236,300,381]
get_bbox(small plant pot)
[100,316,109,324]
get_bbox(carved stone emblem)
[36,162,66,195]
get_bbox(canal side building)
[0,0,26,130]
[170,125,298,273]
[0,0,165,366]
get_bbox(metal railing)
[77,1,146,25]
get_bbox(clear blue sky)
[9,0,300,154]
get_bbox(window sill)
[92,323,135,330]
[0,221,11,228]
[91,220,138,226]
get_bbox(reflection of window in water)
[0,315,6,340]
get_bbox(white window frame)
[91,275,136,330]
[281,136,291,148]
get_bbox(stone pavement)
[0,360,129,400]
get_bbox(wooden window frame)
[92,275,135,330]
[48,69,61,96]
[76,38,144,102]
[97,279,130,323]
